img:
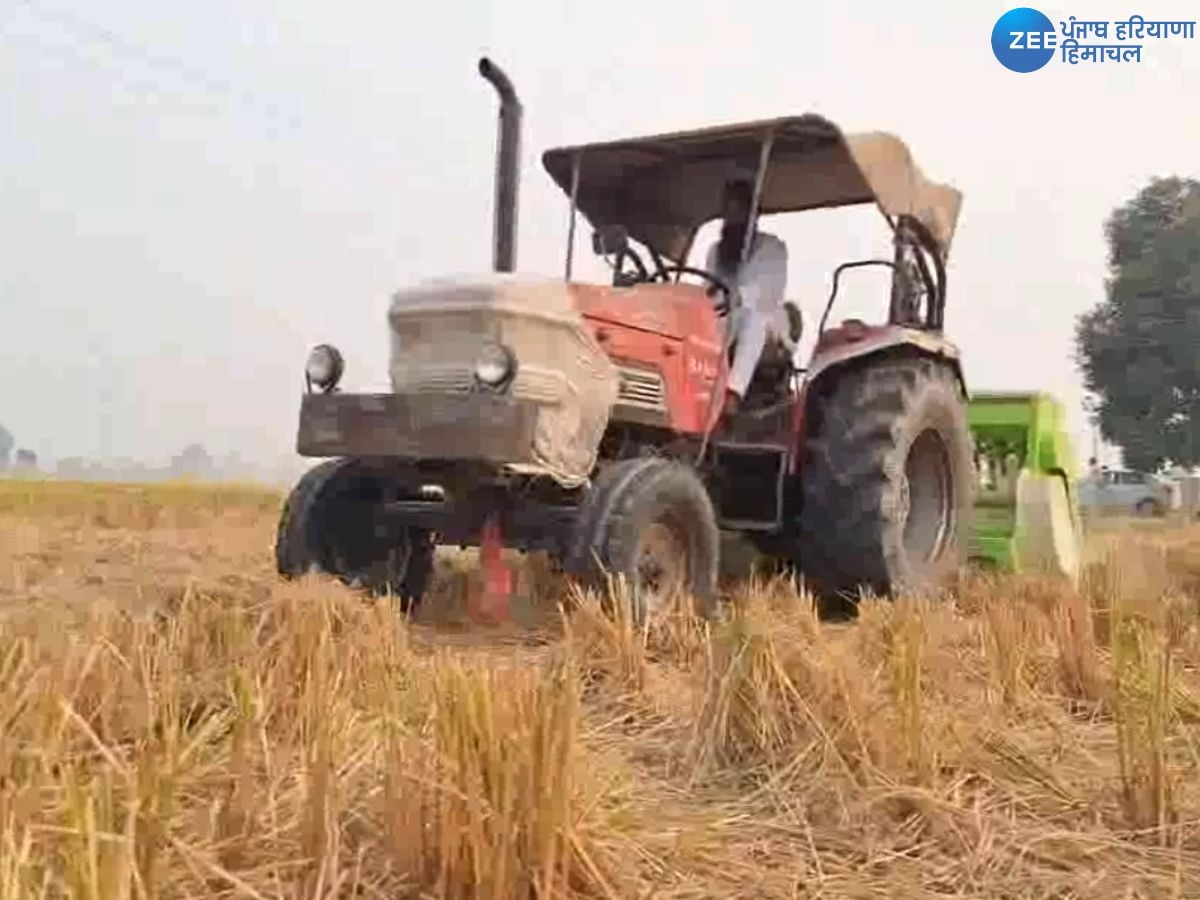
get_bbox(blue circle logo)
[992,7,1056,72]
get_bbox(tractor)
[276,58,975,619]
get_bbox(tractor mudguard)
[804,323,967,398]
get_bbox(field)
[3,480,1200,898]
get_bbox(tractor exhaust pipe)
[478,57,522,273]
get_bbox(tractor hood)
[567,281,721,343]
[388,272,587,331]
[386,273,620,486]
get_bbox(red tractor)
[276,58,974,619]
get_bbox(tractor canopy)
[542,114,963,265]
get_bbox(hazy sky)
[4,0,1199,469]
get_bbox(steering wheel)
[612,246,650,287]
[658,265,734,316]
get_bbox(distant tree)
[56,457,86,480]
[14,448,37,470]
[0,423,11,469]
[1075,176,1200,472]
[171,443,213,479]
[222,451,247,479]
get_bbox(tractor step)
[711,441,788,532]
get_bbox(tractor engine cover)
[569,282,725,434]
[387,274,620,487]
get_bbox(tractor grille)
[412,366,473,393]
[617,366,667,411]
[398,365,564,403]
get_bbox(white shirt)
[705,231,791,396]
[706,231,789,318]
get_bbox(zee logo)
[1008,30,1056,50]
[992,7,1057,72]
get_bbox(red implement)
[475,515,513,624]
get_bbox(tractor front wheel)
[566,457,720,623]
[275,458,435,610]
[797,356,974,601]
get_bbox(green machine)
[967,391,1083,583]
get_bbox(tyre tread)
[797,356,973,598]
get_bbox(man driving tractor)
[280,60,976,617]
[705,177,793,418]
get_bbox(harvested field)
[2,479,1200,898]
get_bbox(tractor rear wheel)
[276,458,435,610]
[797,356,974,601]
[566,457,720,623]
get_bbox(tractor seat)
[741,334,796,411]
[760,333,795,370]
[722,302,802,420]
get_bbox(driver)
[705,178,790,417]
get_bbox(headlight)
[473,342,516,388]
[305,344,344,392]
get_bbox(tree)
[170,443,212,479]
[0,423,11,469]
[56,457,86,480]
[1075,176,1200,472]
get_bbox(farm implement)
[967,391,1082,583]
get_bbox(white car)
[1076,468,1178,517]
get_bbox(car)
[1076,467,1177,517]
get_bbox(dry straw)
[3,481,1200,896]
